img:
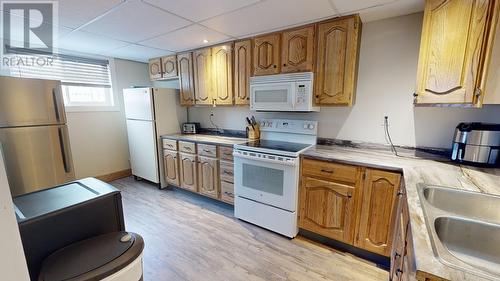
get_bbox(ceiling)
[1,0,424,62]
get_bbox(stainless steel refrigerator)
[0,76,75,196]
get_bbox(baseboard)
[95,169,132,182]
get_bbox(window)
[10,54,115,110]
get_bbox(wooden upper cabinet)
[197,156,219,199]
[299,177,358,244]
[148,58,162,80]
[212,43,234,105]
[282,26,315,73]
[253,33,281,76]
[177,52,195,106]
[161,55,178,79]
[163,150,179,186]
[415,0,499,106]
[315,15,361,106]
[193,48,213,105]
[354,169,401,257]
[234,40,252,105]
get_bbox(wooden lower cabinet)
[220,180,235,204]
[197,156,219,199]
[299,176,358,244]
[163,149,179,186]
[179,153,198,192]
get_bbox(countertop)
[302,145,500,281]
[161,134,249,146]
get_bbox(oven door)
[233,152,299,212]
[250,82,295,111]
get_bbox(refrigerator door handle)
[52,88,61,122]
[58,127,71,173]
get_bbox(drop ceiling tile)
[140,24,230,52]
[143,0,260,22]
[359,0,424,22]
[58,0,124,29]
[331,0,394,14]
[81,0,191,43]
[58,30,129,54]
[102,44,173,62]
[201,0,336,37]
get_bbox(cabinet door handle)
[273,65,277,68]
[203,149,212,153]
[321,169,333,174]
[397,191,405,196]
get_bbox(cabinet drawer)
[220,181,234,204]
[197,143,217,157]
[302,158,359,183]
[162,139,178,150]
[218,146,234,162]
[219,161,234,183]
[179,141,196,154]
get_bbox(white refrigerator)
[123,88,186,188]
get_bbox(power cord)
[209,111,222,134]
[384,116,399,157]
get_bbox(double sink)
[417,184,500,280]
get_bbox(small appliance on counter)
[451,122,500,167]
[182,122,201,134]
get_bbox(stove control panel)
[259,119,318,135]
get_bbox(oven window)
[242,163,284,195]
[254,89,289,103]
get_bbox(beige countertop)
[161,134,249,146]
[302,144,500,281]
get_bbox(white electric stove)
[233,119,317,238]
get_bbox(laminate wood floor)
[111,177,388,281]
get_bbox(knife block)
[246,124,260,140]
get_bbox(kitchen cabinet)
[234,40,252,105]
[253,33,281,76]
[193,48,213,105]
[299,175,359,244]
[179,153,198,192]
[212,43,234,105]
[354,168,401,257]
[163,149,179,186]
[315,15,361,106]
[177,52,195,106]
[390,187,413,281]
[220,180,235,204]
[281,26,315,73]
[197,156,219,199]
[148,58,162,80]
[161,55,178,79]
[415,0,499,107]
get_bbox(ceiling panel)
[58,30,128,54]
[201,0,336,37]
[101,44,173,62]
[81,0,191,43]
[331,0,395,14]
[359,0,424,22]
[58,0,124,28]
[140,24,230,52]
[143,0,260,22]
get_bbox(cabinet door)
[163,150,179,186]
[212,43,234,105]
[179,153,197,192]
[177,52,195,106]
[315,15,361,106]
[282,26,315,73]
[193,48,213,105]
[415,0,499,106]
[148,58,162,80]
[161,55,177,79]
[197,156,219,199]
[355,169,401,257]
[234,40,252,105]
[299,177,357,244]
[253,33,281,76]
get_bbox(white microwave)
[249,72,319,112]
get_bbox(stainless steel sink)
[417,184,500,280]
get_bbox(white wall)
[184,13,500,149]
[67,59,151,178]
[0,148,30,281]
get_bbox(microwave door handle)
[291,83,296,109]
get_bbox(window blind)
[9,54,111,87]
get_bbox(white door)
[123,88,154,121]
[126,119,158,183]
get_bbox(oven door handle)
[233,152,298,166]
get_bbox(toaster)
[182,122,201,134]
[451,122,500,167]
